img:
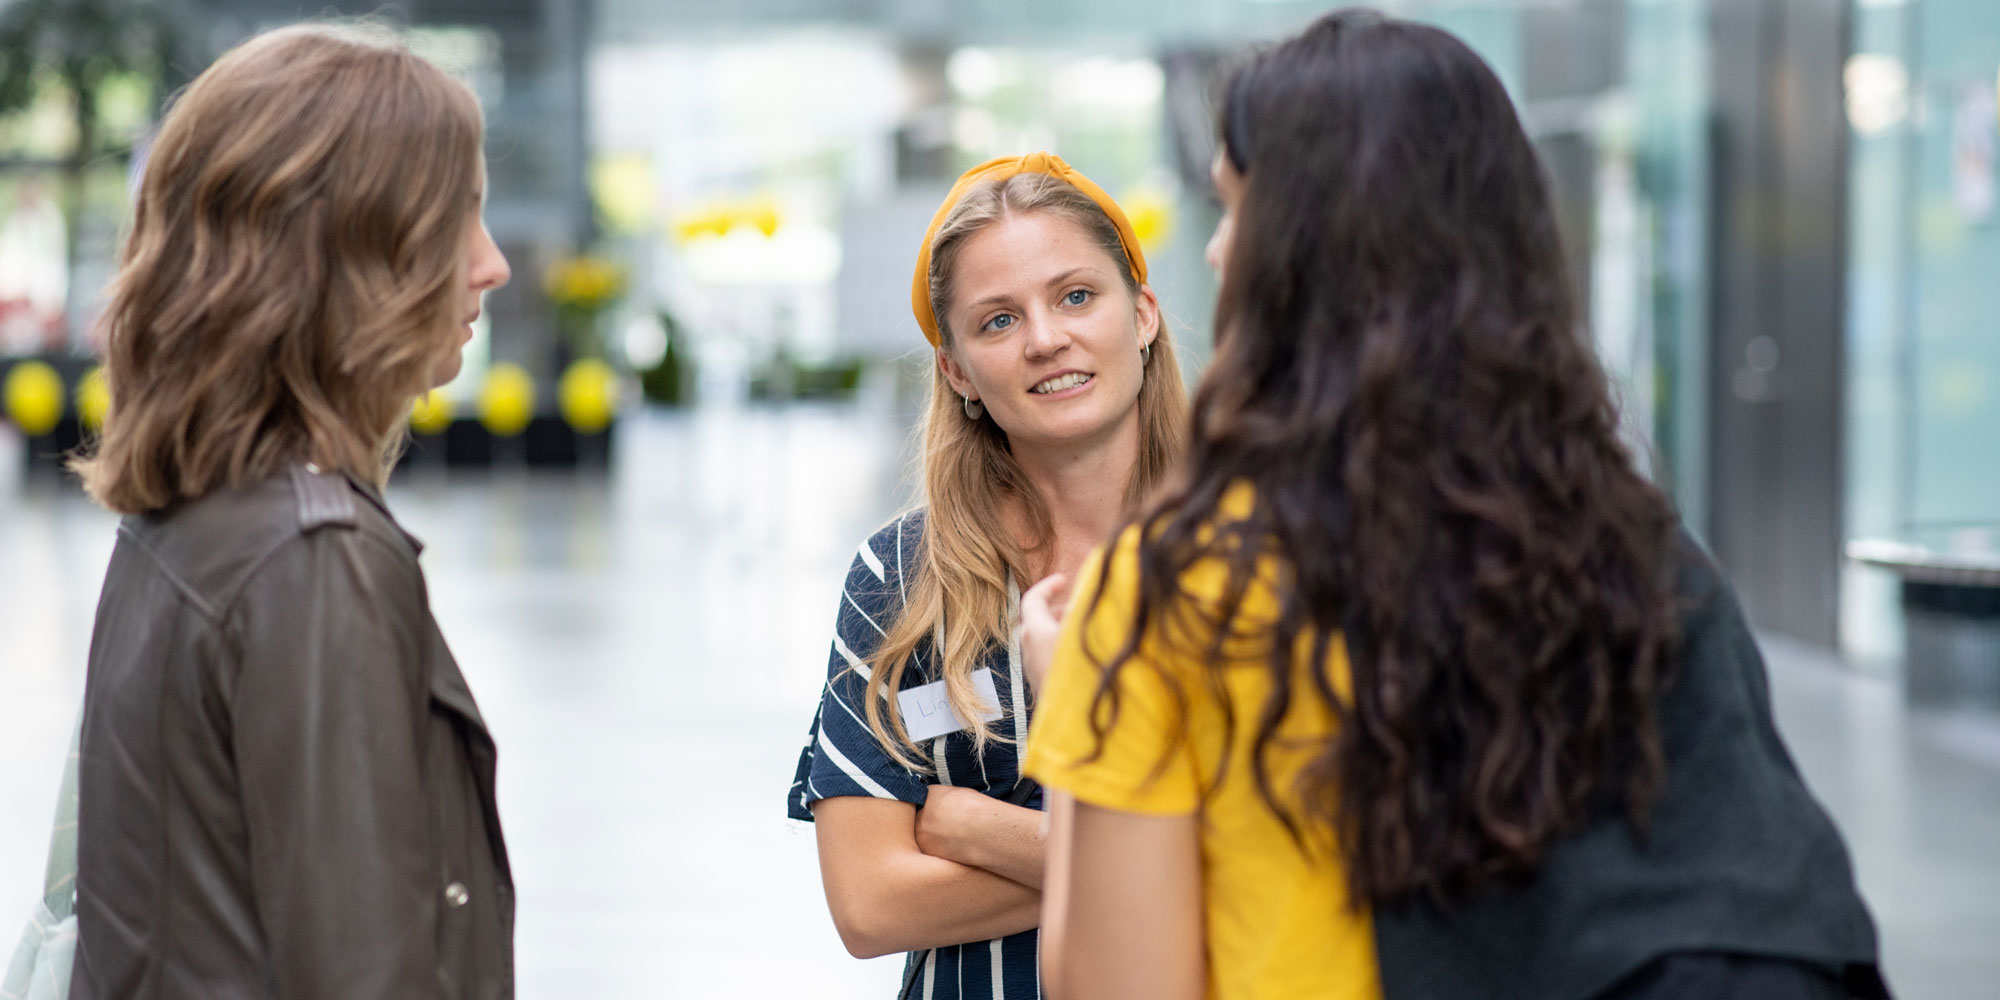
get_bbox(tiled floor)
[2,401,1996,998]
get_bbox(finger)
[1044,573,1075,612]
[1025,573,1072,620]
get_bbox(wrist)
[940,797,995,869]
[916,789,982,866]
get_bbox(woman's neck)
[1009,410,1142,582]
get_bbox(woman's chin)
[430,355,464,389]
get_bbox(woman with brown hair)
[69,23,514,999]
[1021,10,1887,1000]
[787,153,1188,999]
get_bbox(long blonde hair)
[863,172,1190,769]
[73,23,484,514]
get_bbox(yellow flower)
[544,256,625,310]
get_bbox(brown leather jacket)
[73,465,514,999]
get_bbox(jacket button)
[444,882,470,908]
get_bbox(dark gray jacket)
[1373,541,1885,1000]
[74,466,513,999]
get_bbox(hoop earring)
[962,394,984,420]
[1141,343,1151,366]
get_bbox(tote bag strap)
[37,714,81,920]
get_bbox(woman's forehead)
[951,213,1118,297]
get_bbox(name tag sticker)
[899,668,1004,743]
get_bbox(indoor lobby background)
[1,0,1997,996]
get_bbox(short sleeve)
[1024,527,1201,816]
[788,518,931,820]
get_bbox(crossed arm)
[811,788,1045,958]
[812,779,1206,1000]
[812,569,1206,990]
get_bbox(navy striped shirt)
[790,511,1042,1000]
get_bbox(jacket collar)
[336,469,427,555]
[330,469,490,739]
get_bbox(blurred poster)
[0,184,68,355]
[1953,81,1996,222]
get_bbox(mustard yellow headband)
[911,152,1149,348]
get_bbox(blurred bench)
[1848,538,2000,710]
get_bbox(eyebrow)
[961,267,1105,313]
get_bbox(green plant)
[542,253,624,359]
[638,308,692,406]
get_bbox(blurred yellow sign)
[672,195,783,244]
[410,390,455,435]
[1122,186,1175,252]
[3,361,64,436]
[478,364,535,437]
[558,359,619,433]
[75,366,110,431]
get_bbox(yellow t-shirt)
[1023,493,1382,1000]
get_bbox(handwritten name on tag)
[898,668,1004,743]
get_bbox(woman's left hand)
[1019,572,1074,693]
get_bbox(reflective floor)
[2,401,1997,999]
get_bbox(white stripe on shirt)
[844,586,887,637]
[817,734,897,799]
[895,513,910,607]
[858,539,887,581]
[833,633,873,682]
[1007,576,1029,773]
[990,939,1005,999]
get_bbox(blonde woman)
[787,153,1188,999]
[69,25,514,999]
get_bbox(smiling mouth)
[1031,373,1093,394]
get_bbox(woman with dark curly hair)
[1019,10,1888,1000]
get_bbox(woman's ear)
[937,347,978,402]
[1134,283,1162,351]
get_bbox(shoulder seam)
[112,522,226,624]
[216,526,418,623]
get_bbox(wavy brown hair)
[73,23,484,514]
[863,172,1190,770]
[1084,10,1684,906]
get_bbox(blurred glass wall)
[22,0,1982,661]
[1845,0,2000,662]
[579,0,1715,505]
[0,0,1716,454]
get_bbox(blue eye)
[985,314,1015,333]
[1064,289,1091,306]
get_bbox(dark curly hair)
[1084,8,1686,907]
